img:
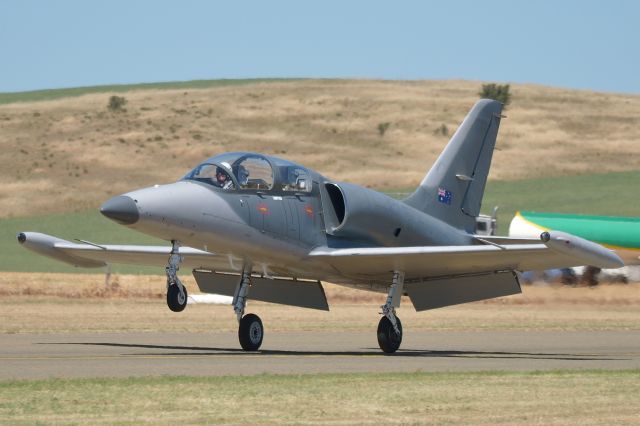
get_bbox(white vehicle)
[475,207,498,236]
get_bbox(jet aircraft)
[18,99,623,353]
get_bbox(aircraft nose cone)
[100,195,139,225]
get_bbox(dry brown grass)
[0,272,170,299]
[2,272,639,304]
[1,273,638,334]
[1,80,639,218]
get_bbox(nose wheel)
[165,240,187,312]
[238,313,264,351]
[233,268,264,351]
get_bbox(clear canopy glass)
[184,152,312,193]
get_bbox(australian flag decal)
[437,187,453,205]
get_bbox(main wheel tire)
[377,316,402,353]
[167,284,188,312]
[239,313,264,351]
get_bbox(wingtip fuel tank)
[541,231,624,269]
[17,232,106,268]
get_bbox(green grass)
[3,171,639,273]
[482,171,640,234]
[0,78,299,105]
[0,370,638,425]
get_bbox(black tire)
[239,313,264,351]
[167,284,188,312]
[377,315,402,353]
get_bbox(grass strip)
[0,370,638,425]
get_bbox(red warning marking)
[257,203,269,214]
[304,205,314,217]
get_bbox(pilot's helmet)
[216,162,232,176]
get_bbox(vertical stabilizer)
[404,99,503,232]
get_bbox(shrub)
[107,95,127,112]
[433,123,449,137]
[479,83,511,107]
[377,122,391,137]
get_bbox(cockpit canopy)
[183,152,313,193]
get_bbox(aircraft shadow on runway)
[38,342,625,361]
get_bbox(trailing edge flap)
[193,270,329,311]
[405,271,521,311]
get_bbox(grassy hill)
[1,79,639,219]
[0,79,296,105]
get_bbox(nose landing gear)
[233,268,264,351]
[167,283,188,312]
[165,240,187,312]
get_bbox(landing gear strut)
[166,240,187,312]
[377,270,404,353]
[233,268,263,351]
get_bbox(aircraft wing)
[311,244,570,279]
[17,232,232,271]
[310,231,624,280]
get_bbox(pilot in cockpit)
[215,164,234,190]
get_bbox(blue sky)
[1,0,638,93]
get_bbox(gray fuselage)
[106,152,472,285]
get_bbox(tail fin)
[404,99,503,232]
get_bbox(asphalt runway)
[1,330,639,380]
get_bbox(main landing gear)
[231,268,405,353]
[163,243,262,351]
[377,271,405,353]
[233,268,263,351]
[165,240,187,312]
[164,246,402,353]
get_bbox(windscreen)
[184,162,236,190]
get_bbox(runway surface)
[1,330,639,380]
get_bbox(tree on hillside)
[479,83,511,107]
[107,95,127,112]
